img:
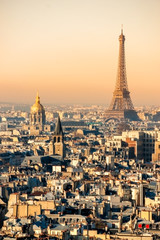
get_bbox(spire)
[54,115,63,135]
[35,91,40,104]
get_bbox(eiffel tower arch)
[105,29,140,121]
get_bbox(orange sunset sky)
[0,0,160,106]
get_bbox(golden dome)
[30,92,45,113]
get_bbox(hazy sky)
[1,0,160,106]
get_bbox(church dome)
[31,93,45,114]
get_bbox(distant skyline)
[1,0,160,106]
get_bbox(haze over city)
[1,0,160,105]
[2,1,160,239]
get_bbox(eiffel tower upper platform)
[105,29,139,121]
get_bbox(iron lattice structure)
[105,30,139,121]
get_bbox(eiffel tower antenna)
[121,24,123,34]
[105,29,139,121]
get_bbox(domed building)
[22,93,54,138]
[30,93,46,126]
[22,92,53,135]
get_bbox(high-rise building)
[105,29,139,121]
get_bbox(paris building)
[49,115,65,158]
[23,93,52,135]
[30,92,45,127]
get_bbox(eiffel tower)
[105,29,139,121]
